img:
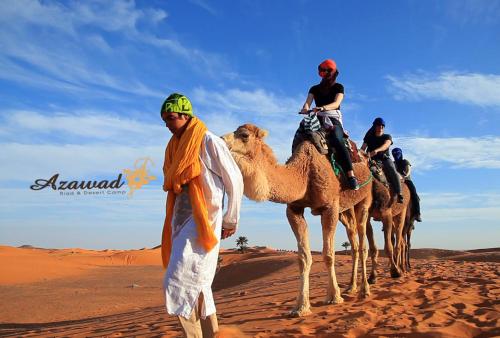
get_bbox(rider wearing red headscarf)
[301,59,358,190]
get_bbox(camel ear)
[257,129,268,139]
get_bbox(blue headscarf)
[392,147,403,161]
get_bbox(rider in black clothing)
[361,117,404,203]
[300,58,358,190]
[392,147,422,222]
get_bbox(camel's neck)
[236,142,313,204]
[261,154,309,204]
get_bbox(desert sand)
[0,245,498,337]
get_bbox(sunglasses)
[318,67,332,74]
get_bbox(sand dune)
[0,245,498,337]
[0,245,161,285]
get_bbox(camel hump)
[292,128,328,155]
[291,130,365,167]
[291,140,317,157]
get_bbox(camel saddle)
[368,159,390,188]
[292,126,362,173]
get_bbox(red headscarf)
[318,59,337,78]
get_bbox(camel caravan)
[222,58,422,317]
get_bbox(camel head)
[222,124,277,201]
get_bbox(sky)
[1,0,499,252]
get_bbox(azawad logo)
[30,158,157,198]
[123,158,157,197]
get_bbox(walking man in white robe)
[160,93,243,338]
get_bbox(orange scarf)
[161,117,219,269]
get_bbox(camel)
[223,124,373,316]
[364,177,412,282]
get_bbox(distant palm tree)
[341,241,351,255]
[236,236,249,253]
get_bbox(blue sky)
[1,0,499,251]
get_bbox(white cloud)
[420,191,500,223]
[0,41,164,98]
[196,86,500,168]
[0,56,85,93]
[143,37,234,79]
[0,109,170,181]
[387,71,500,107]
[0,107,268,148]
[85,35,113,53]
[4,133,497,187]
[0,110,167,145]
[0,0,167,37]
[0,105,269,181]
[394,136,500,170]
[0,0,73,32]
[192,87,304,162]
[70,1,162,33]
[0,0,232,97]
[444,0,500,25]
[3,108,500,187]
[192,87,303,116]
[188,0,218,16]
[195,86,500,169]
[0,93,300,182]
[0,37,163,98]
[0,143,165,181]
[421,192,500,209]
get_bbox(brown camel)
[364,177,411,282]
[223,124,373,316]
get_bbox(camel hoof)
[368,275,377,284]
[391,268,402,278]
[325,296,344,305]
[346,286,358,295]
[289,307,312,317]
[360,287,371,298]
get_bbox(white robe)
[163,131,243,319]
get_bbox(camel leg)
[400,207,409,274]
[355,202,371,298]
[401,216,411,273]
[406,223,413,271]
[400,231,408,273]
[339,209,359,295]
[321,205,344,305]
[382,211,401,278]
[286,205,312,317]
[393,211,407,275]
[366,219,379,284]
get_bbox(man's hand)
[369,150,377,158]
[221,227,236,239]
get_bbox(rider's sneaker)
[348,176,359,191]
[397,194,404,203]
